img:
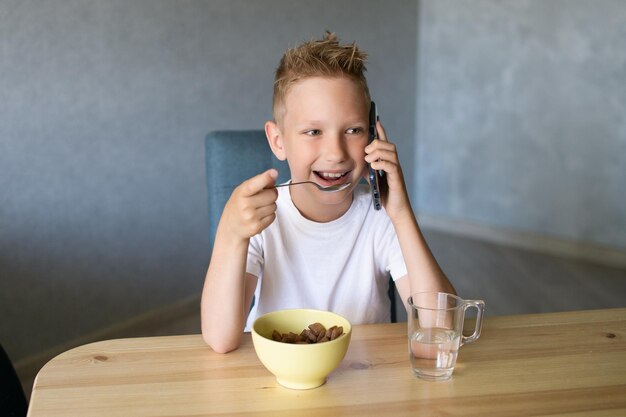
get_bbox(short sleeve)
[246,233,264,278]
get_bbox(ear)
[265,120,287,161]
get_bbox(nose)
[322,132,348,162]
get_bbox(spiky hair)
[272,31,370,122]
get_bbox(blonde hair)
[272,31,370,123]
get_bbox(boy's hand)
[220,169,279,241]
[364,121,412,220]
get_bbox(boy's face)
[266,76,369,221]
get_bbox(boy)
[202,32,455,353]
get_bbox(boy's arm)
[201,169,278,353]
[365,121,456,301]
[391,216,456,305]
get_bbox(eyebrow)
[296,118,366,126]
[295,119,324,125]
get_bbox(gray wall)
[416,0,626,249]
[0,0,417,362]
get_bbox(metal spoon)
[274,181,352,192]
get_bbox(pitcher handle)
[461,299,485,346]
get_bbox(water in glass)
[409,328,460,380]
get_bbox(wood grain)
[27,308,626,416]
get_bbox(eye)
[304,129,322,136]
[346,127,365,135]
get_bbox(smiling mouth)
[313,171,350,185]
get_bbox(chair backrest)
[203,130,397,322]
[204,130,290,245]
[0,345,28,417]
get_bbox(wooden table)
[28,308,626,416]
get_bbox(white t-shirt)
[245,184,407,330]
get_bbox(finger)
[255,202,277,219]
[370,161,405,187]
[365,138,395,155]
[376,120,389,142]
[365,148,398,164]
[241,210,276,237]
[241,169,279,196]
[369,159,397,172]
[364,140,382,155]
[256,212,277,231]
[247,187,278,209]
[366,141,396,154]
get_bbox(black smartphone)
[368,101,385,210]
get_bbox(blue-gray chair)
[204,130,397,322]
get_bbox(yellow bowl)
[251,309,352,390]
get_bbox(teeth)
[319,172,344,179]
